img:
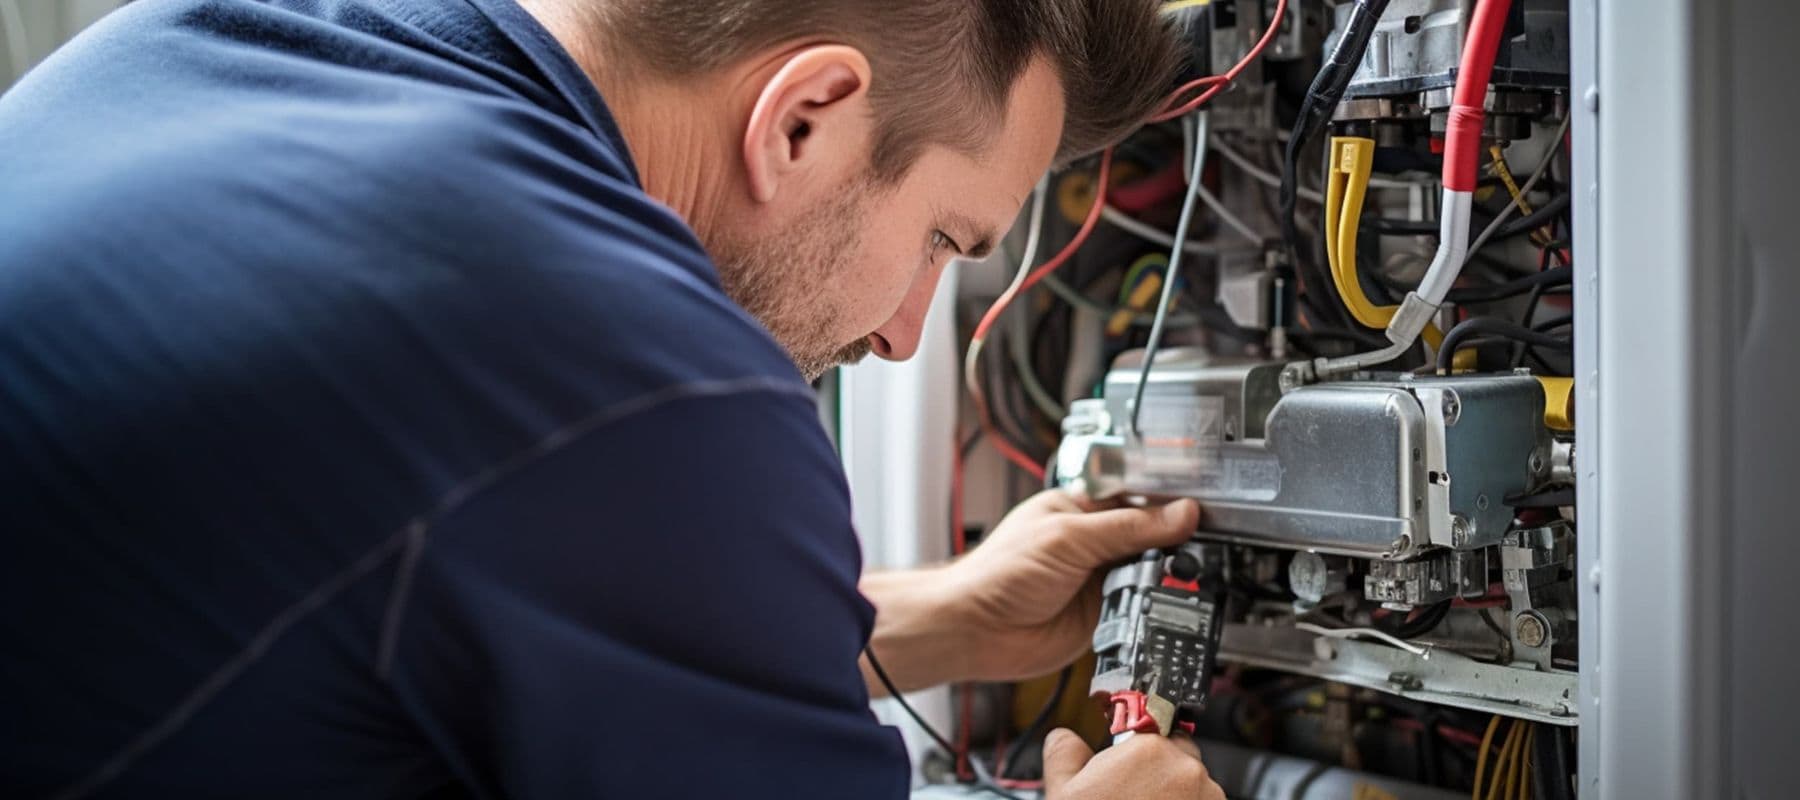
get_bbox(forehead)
[901,58,1068,234]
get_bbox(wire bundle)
[1472,717,1537,800]
[1315,0,1518,377]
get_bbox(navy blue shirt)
[0,1,909,797]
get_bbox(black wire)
[1436,317,1572,373]
[1374,599,1452,639]
[1512,282,1554,369]
[1446,265,1572,304]
[1506,487,1574,508]
[1536,725,1577,800]
[1364,193,1571,242]
[1498,194,1572,240]
[865,647,957,756]
[867,648,1026,800]
[1001,666,1075,780]
[1280,0,1389,331]
[1532,314,1573,332]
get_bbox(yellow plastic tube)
[1327,137,1445,350]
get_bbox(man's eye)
[931,230,961,255]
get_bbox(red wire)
[1442,0,1515,191]
[971,149,1114,344]
[963,0,1287,480]
[1146,0,1288,124]
[1392,718,1488,749]
[965,149,1114,483]
[949,436,974,779]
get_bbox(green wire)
[1117,252,1173,304]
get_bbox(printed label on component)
[1123,395,1279,500]
[1124,395,1223,489]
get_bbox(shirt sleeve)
[381,383,911,799]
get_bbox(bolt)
[1451,515,1471,547]
[1476,494,1490,511]
[1584,86,1600,111]
[1441,391,1461,426]
[1387,672,1424,691]
[1530,452,1547,475]
[1515,612,1549,648]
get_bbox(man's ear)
[742,45,873,205]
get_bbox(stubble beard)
[708,188,877,382]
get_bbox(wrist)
[860,566,984,691]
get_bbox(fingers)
[1167,733,1202,760]
[1041,728,1094,791]
[1051,498,1201,567]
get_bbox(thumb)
[1055,499,1200,566]
[1041,728,1094,791]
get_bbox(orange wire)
[1147,0,1288,123]
[965,150,1114,482]
[961,0,1286,480]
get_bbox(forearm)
[858,567,980,696]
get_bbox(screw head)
[1515,612,1549,648]
[1450,515,1472,547]
[1441,391,1462,426]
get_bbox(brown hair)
[592,0,1182,179]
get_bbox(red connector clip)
[1107,691,1160,736]
[1108,690,1198,737]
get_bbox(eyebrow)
[941,211,1000,260]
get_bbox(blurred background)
[0,0,123,88]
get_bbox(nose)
[867,322,920,362]
[868,261,946,362]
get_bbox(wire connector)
[1387,293,1441,348]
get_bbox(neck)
[516,0,736,236]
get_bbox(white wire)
[1463,114,1573,263]
[999,177,1064,420]
[1211,136,1325,204]
[1295,622,1434,657]
[1099,204,1220,256]
[1196,180,1262,243]
[1,0,31,78]
[963,178,1050,409]
[1039,273,1201,328]
[1009,286,1064,420]
[1129,111,1210,436]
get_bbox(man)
[0,0,1223,797]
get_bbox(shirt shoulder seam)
[55,375,816,800]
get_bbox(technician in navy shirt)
[0,1,1221,797]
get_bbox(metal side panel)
[1568,0,1599,795]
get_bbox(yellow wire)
[1489,145,1535,216]
[1326,137,1445,349]
[1472,715,1502,800]
[1491,145,1555,248]
[1486,720,1524,800]
[1501,723,1521,800]
[1517,725,1536,800]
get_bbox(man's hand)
[859,490,1198,693]
[1043,729,1225,799]
[940,490,1200,681]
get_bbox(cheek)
[836,215,929,333]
